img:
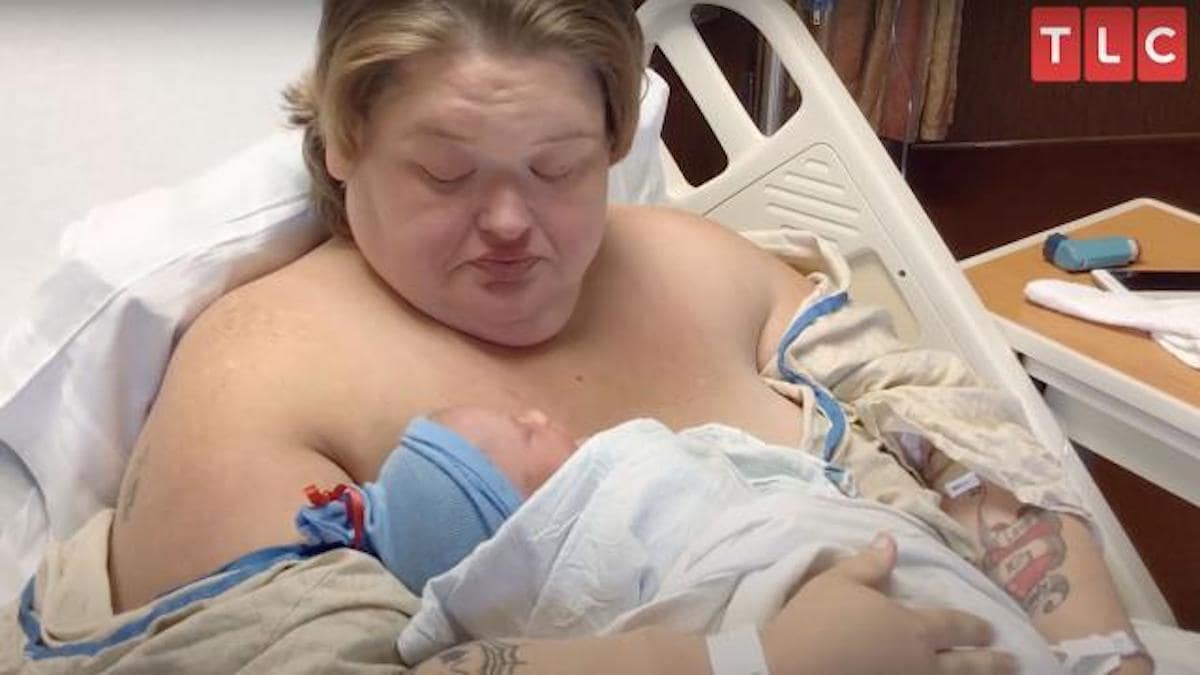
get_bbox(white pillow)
[610,69,669,206]
[0,132,321,604]
[0,70,668,602]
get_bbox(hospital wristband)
[1050,629,1153,674]
[706,625,770,675]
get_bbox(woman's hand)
[408,534,1018,675]
[762,533,1017,675]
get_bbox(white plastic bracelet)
[706,625,770,675]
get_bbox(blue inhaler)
[1043,233,1139,272]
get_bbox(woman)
[9,2,1142,674]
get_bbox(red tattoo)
[978,493,1070,615]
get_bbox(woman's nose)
[478,182,533,243]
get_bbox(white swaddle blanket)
[396,419,1064,674]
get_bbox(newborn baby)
[295,405,576,592]
[292,409,1110,674]
[377,415,1066,673]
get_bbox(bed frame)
[0,0,1180,632]
[638,0,1175,625]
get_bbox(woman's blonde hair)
[284,0,645,238]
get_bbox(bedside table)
[962,198,1200,508]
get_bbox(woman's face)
[329,50,611,347]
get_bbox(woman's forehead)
[372,50,606,141]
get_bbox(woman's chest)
[319,295,801,479]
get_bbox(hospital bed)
[0,0,1196,667]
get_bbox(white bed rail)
[637,0,1175,624]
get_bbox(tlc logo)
[1032,7,1187,82]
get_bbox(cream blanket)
[749,229,1091,560]
[2,511,418,673]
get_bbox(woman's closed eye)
[415,162,475,186]
[530,161,576,182]
[530,141,602,183]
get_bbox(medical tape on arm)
[706,625,770,675]
[1050,629,1152,675]
[941,470,982,499]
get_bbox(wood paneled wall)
[904,137,1200,259]
[951,1,1200,141]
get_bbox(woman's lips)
[469,256,540,282]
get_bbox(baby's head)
[428,405,577,499]
[340,406,576,592]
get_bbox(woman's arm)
[938,476,1153,675]
[408,536,1015,675]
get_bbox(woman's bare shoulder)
[606,204,815,368]
[608,204,800,270]
[152,241,371,439]
[606,204,807,291]
[607,203,752,243]
[187,238,378,348]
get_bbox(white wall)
[0,1,322,317]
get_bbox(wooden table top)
[964,203,1199,408]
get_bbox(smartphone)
[1090,269,1200,299]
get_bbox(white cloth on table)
[1024,279,1200,368]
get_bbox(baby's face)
[431,406,577,498]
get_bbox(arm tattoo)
[478,641,525,675]
[422,640,527,675]
[977,486,1071,616]
[436,647,473,675]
